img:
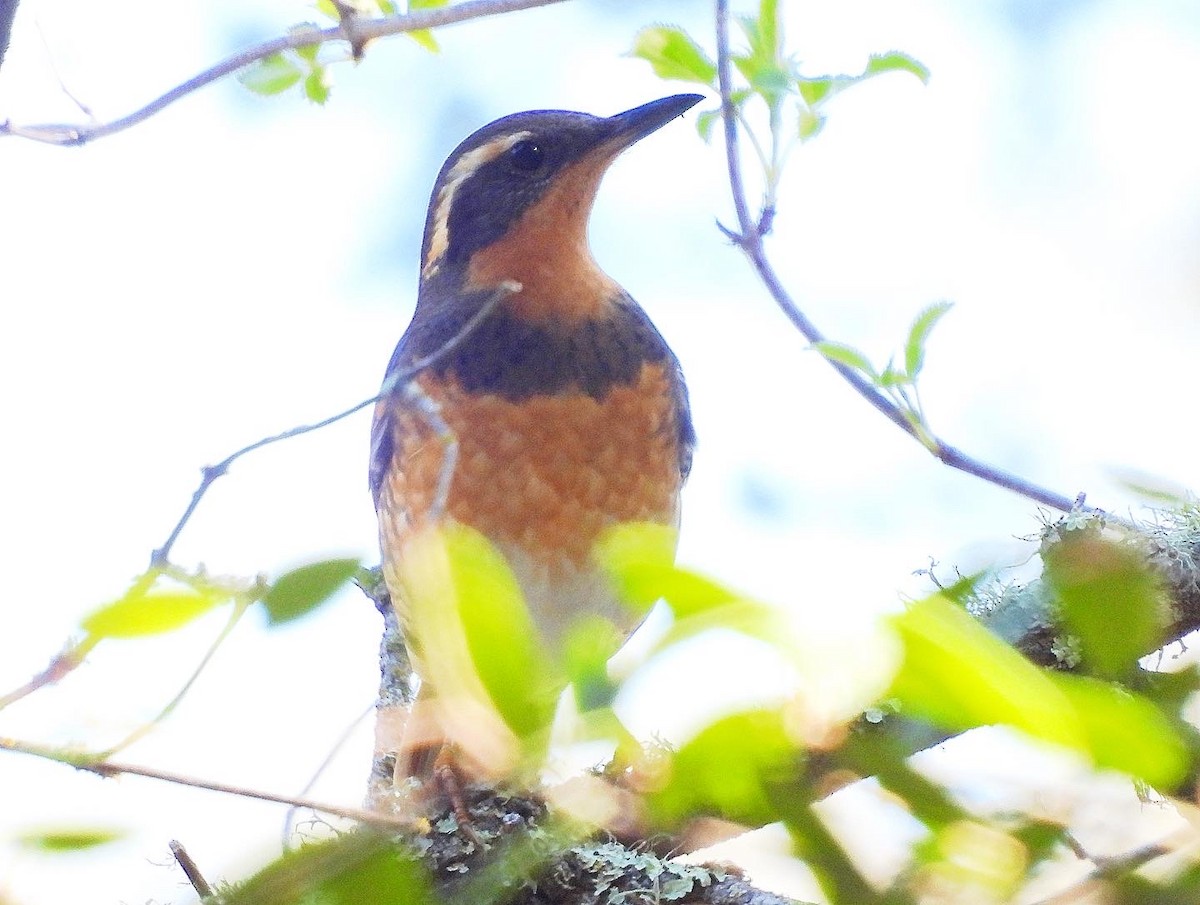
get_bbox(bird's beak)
[603,94,705,151]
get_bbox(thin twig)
[87,758,413,829]
[0,635,98,710]
[714,0,1085,516]
[1,0,570,146]
[283,702,374,845]
[403,381,459,523]
[97,598,255,758]
[1029,836,1179,905]
[150,281,518,568]
[35,12,94,119]
[170,839,214,900]
[0,737,415,830]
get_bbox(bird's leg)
[390,695,486,848]
[432,745,485,848]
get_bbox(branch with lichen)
[972,505,1200,670]
[816,504,1200,802]
[356,575,809,905]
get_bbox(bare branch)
[402,381,459,523]
[0,635,98,711]
[1,0,571,146]
[96,598,254,759]
[150,281,517,568]
[714,0,1088,517]
[0,736,415,830]
[1029,834,1180,905]
[283,703,375,845]
[169,839,214,900]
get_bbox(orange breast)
[376,361,683,638]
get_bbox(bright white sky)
[2,1,1200,902]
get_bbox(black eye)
[508,140,545,173]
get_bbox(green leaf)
[1137,666,1200,714]
[810,341,878,379]
[889,595,1189,787]
[593,521,677,611]
[224,831,432,905]
[561,616,623,712]
[17,827,125,852]
[1042,531,1165,679]
[839,733,966,830]
[732,54,790,105]
[757,0,778,61]
[865,50,931,85]
[262,558,359,625]
[910,821,1029,903]
[594,522,738,618]
[796,76,832,107]
[904,301,953,380]
[889,594,1086,749]
[238,53,303,96]
[406,29,440,52]
[646,709,800,828]
[938,571,984,608]
[404,525,563,741]
[784,805,875,904]
[289,24,323,63]
[1010,819,1071,868]
[877,361,911,388]
[737,0,779,71]
[797,107,825,141]
[696,108,721,142]
[594,523,786,658]
[1108,467,1193,506]
[794,50,929,113]
[1050,672,1188,790]
[630,26,716,86]
[406,0,448,51]
[82,580,226,640]
[304,65,332,104]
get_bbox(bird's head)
[417,94,703,322]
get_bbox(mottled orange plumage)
[376,360,684,641]
[369,94,702,802]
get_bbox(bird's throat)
[464,150,622,324]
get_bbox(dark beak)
[604,94,705,149]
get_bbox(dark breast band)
[369,293,695,502]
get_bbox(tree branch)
[0,735,415,830]
[1029,835,1178,905]
[4,729,806,905]
[169,839,215,900]
[398,787,809,905]
[811,507,1200,804]
[714,0,1088,517]
[1,0,570,146]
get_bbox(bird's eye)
[508,140,545,173]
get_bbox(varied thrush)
[369,94,702,797]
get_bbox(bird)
[369,93,702,807]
